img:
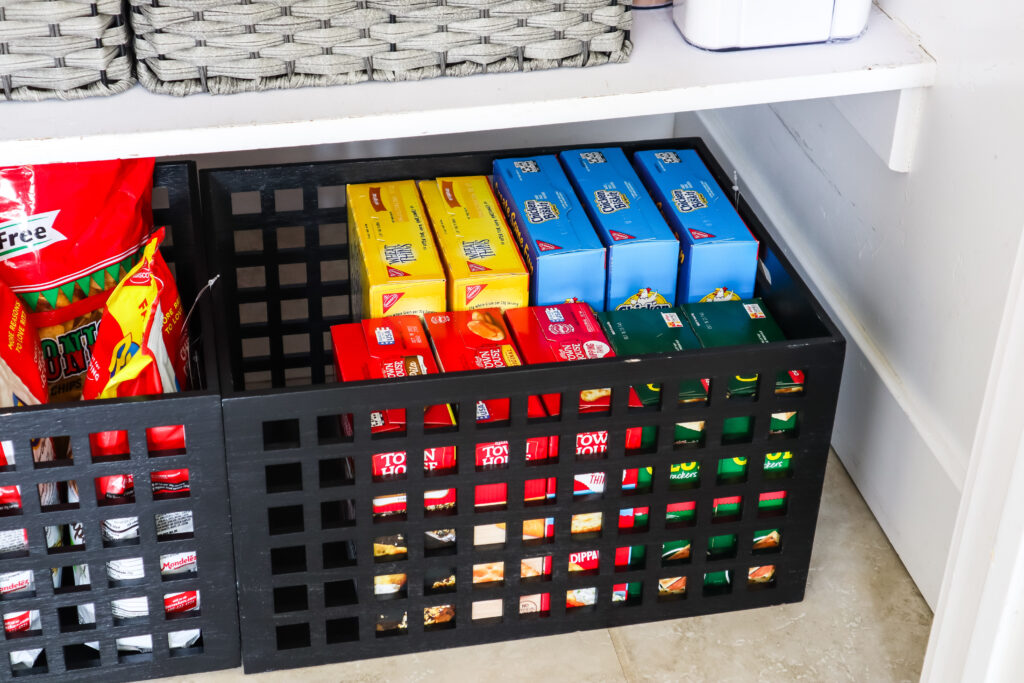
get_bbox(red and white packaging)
[505,303,615,417]
[331,316,455,434]
[0,280,58,539]
[573,472,606,497]
[0,159,155,403]
[618,506,649,530]
[82,229,189,457]
[3,606,42,669]
[332,316,457,519]
[424,308,557,501]
[568,550,600,572]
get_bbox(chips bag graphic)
[0,159,155,402]
[82,229,189,457]
[0,281,58,542]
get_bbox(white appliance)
[673,0,872,50]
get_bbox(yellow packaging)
[419,176,529,312]
[347,180,447,319]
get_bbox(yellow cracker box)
[347,180,446,319]
[419,176,529,312]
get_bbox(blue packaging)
[559,147,679,310]
[492,155,606,309]
[633,149,758,303]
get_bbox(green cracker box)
[763,451,793,476]
[596,307,707,404]
[717,456,748,482]
[669,461,701,488]
[707,533,737,559]
[661,539,691,563]
[683,298,805,396]
[758,490,787,514]
[666,501,696,525]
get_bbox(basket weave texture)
[0,0,134,101]
[131,0,632,96]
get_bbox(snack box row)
[494,148,757,309]
[347,149,758,320]
[331,300,801,520]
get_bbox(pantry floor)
[158,452,932,682]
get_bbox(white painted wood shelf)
[0,6,934,166]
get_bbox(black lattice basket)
[200,138,845,673]
[0,164,240,681]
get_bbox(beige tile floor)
[158,452,931,683]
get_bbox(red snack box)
[425,308,546,422]
[505,303,615,417]
[331,316,455,432]
[331,317,457,517]
[425,308,554,487]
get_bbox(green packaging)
[753,528,781,551]
[669,461,701,488]
[763,451,793,476]
[682,298,804,396]
[717,456,748,482]
[666,501,696,525]
[596,307,707,404]
[707,533,737,560]
[758,490,787,514]
[661,539,691,563]
[704,570,731,590]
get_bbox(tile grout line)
[607,626,635,683]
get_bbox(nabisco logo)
[441,180,460,208]
[382,292,404,313]
[368,187,386,212]
[465,283,486,304]
[671,189,707,213]
[523,200,558,224]
[0,210,65,263]
[593,190,629,214]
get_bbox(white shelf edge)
[0,6,935,165]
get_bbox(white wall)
[693,1,1024,606]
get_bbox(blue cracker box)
[559,147,679,311]
[633,149,758,304]
[492,155,607,309]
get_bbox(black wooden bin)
[201,139,846,674]
[0,164,240,681]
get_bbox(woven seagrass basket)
[0,0,134,101]
[130,0,632,96]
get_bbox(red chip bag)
[0,159,155,403]
[0,280,57,553]
[83,229,189,457]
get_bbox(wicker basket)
[130,0,632,96]
[0,0,134,101]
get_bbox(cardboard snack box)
[492,155,606,308]
[683,298,804,396]
[425,308,553,481]
[633,149,758,304]
[559,147,679,311]
[347,180,446,319]
[505,302,615,417]
[331,316,456,519]
[419,176,529,312]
